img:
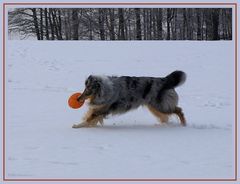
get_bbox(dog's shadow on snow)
[97,122,185,131]
[86,122,229,131]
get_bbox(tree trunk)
[108,9,115,40]
[205,9,213,40]
[72,8,79,40]
[57,10,63,40]
[196,9,201,40]
[226,9,232,40]
[143,9,147,40]
[44,8,49,40]
[149,9,152,40]
[40,8,44,40]
[186,9,192,40]
[118,8,125,40]
[171,9,177,40]
[201,9,204,40]
[98,8,105,40]
[182,8,187,40]
[51,9,60,40]
[89,19,93,40]
[67,9,72,40]
[152,9,157,40]
[156,8,163,40]
[167,8,171,40]
[48,9,55,40]
[135,8,141,40]
[31,8,40,40]
[212,9,220,40]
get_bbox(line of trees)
[8,8,232,40]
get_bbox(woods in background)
[8,8,232,40]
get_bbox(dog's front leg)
[72,105,108,128]
[72,116,102,128]
[72,108,97,128]
[72,122,89,128]
[72,121,99,128]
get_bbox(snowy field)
[5,41,235,179]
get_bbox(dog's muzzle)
[77,89,91,101]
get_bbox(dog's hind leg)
[174,107,186,126]
[147,105,169,124]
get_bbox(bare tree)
[167,9,175,40]
[44,8,49,40]
[118,8,125,40]
[135,8,141,40]
[196,9,201,40]
[48,9,55,40]
[108,9,115,40]
[212,8,220,40]
[39,8,44,40]
[72,8,79,40]
[156,8,163,40]
[98,8,105,40]
[30,8,40,40]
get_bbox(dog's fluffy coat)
[72,71,186,128]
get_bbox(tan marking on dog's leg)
[72,115,102,128]
[174,107,186,126]
[147,105,169,123]
[72,105,108,128]
[85,113,104,127]
[72,108,95,128]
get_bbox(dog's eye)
[93,83,98,88]
[93,82,100,89]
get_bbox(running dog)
[72,71,186,128]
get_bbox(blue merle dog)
[72,71,186,128]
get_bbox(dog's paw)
[72,123,86,128]
[72,124,79,128]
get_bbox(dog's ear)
[95,79,102,90]
[85,75,93,86]
[94,79,103,97]
[88,75,93,80]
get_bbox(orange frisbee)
[68,92,85,109]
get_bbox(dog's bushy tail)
[163,71,186,90]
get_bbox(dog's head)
[78,75,102,101]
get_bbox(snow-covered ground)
[5,41,235,179]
